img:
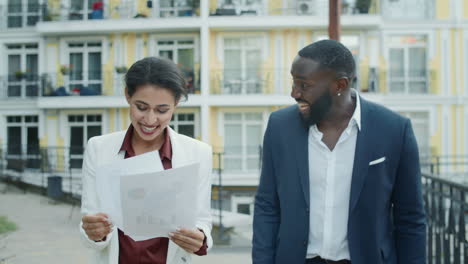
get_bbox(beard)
[298,91,333,127]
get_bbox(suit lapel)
[349,98,372,213]
[292,108,311,207]
[168,127,189,169]
[165,127,187,264]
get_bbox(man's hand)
[169,228,205,253]
[82,213,113,241]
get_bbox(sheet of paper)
[95,152,199,241]
[95,151,164,232]
[120,163,199,241]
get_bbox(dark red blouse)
[117,125,207,264]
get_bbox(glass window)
[158,0,195,17]
[67,42,102,95]
[223,112,264,172]
[7,0,42,28]
[157,39,197,93]
[388,36,428,94]
[68,114,102,168]
[6,115,39,170]
[170,113,197,138]
[398,111,430,155]
[6,44,39,97]
[383,0,433,19]
[223,37,263,94]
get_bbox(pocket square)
[369,157,386,166]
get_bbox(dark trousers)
[305,257,351,264]
[305,257,326,264]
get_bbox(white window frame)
[66,0,97,21]
[65,41,103,94]
[5,43,39,98]
[397,110,431,155]
[6,0,44,28]
[231,195,254,215]
[386,36,429,94]
[154,0,195,18]
[382,0,434,20]
[150,34,200,92]
[218,0,266,15]
[464,30,468,97]
[221,36,264,94]
[222,112,264,173]
[465,107,468,163]
[5,115,40,170]
[170,112,199,138]
[67,113,103,170]
[150,34,200,64]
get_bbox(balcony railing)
[0,73,41,98]
[210,68,291,95]
[0,146,85,197]
[210,0,380,16]
[0,1,199,28]
[420,155,468,263]
[422,173,467,264]
[382,0,435,20]
[0,70,198,99]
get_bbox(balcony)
[0,73,41,99]
[421,155,468,263]
[382,0,435,20]
[0,69,200,108]
[210,68,290,95]
[210,0,380,16]
[207,0,381,29]
[0,1,200,32]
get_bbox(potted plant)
[115,66,128,74]
[71,87,81,95]
[15,71,26,80]
[355,0,371,14]
[60,65,71,75]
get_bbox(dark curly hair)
[298,39,356,80]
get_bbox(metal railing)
[422,173,468,263]
[421,155,468,262]
[421,155,468,185]
[0,73,41,98]
[210,68,288,95]
[0,1,199,28]
[0,146,85,197]
[0,69,199,99]
[211,0,380,16]
[382,0,435,20]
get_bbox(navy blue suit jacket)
[253,97,426,264]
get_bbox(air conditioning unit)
[297,0,315,15]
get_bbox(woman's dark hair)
[124,57,188,102]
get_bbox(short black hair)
[298,39,356,79]
[125,57,187,102]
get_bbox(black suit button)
[303,240,307,246]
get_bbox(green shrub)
[0,216,17,234]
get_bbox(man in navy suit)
[252,40,426,264]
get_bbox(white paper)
[95,152,199,241]
[120,163,199,241]
[96,151,164,230]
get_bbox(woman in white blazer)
[79,57,213,264]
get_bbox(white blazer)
[79,127,213,264]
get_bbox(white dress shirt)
[306,92,361,260]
